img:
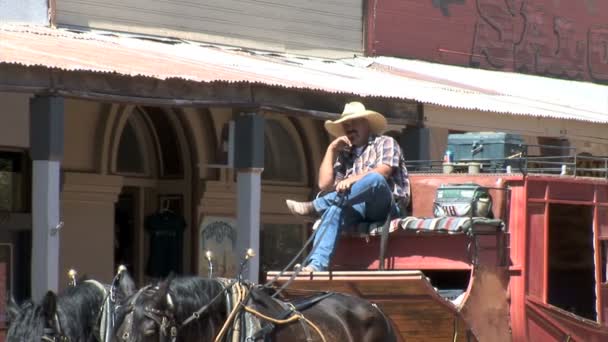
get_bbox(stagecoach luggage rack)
[447,132,526,168]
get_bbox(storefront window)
[261,223,306,272]
[0,152,26,212]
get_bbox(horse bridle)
[41,313,70,342]
[141,306,178,342]
[119,280,235,342]
[118,285,179,342]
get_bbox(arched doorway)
[110,106,192,285]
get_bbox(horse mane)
[6,300,42,342]
[7,281,107,342]
[57,281,107,338]
[164,276,227,322]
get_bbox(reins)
[214,283,327,342]
[122,279,327,342]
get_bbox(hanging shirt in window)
[145,211,186,278]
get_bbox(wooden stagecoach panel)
[519,177,608,341]
[332,233,472,271]
[267,271,471,341]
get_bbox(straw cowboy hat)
[324,102,387,137]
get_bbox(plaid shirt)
[334,135,410,204]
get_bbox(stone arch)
[101,106,196,179]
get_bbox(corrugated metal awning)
[1,25,607,124]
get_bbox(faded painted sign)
[198,216,238,278]
[368,0,608,83]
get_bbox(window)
[547,204,596,320]
[262,119,306,184]
[260,223,306,273]
[145,107,183,178]
[538,137,569,157]
[116,120,145,174]
[599,207,608,324]
[0,152,27,212]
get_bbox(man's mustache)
[346,130,357,135]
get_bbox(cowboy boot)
[285,200,317,221]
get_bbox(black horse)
[7,279,112,342]
[113,273,397,342]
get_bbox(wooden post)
[30,96,64,300]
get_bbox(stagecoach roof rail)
[406,152,608,178]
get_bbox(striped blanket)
[398,216,473,234]
[398,216,504,235]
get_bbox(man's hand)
[336,178,355,193]
[319,136,352,192]
[329,136,351,153]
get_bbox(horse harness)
[120,279,331,342]
[245,290,334,342]
[117,285,178,342]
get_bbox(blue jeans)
[306,172,398,271]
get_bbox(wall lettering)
[588,26,608,82]
[470,0,608,82]
[471,0,516,68]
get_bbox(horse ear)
[117,271,137,298]
[41,291,57,321]
[155,276,174,309]
[7,295,21,322]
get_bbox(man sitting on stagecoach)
[286,101,410,272]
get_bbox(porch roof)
[1,25,607,124]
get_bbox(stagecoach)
[268,145,608,342]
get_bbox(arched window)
[262,119,307,185]
[144,107,184,178]
[115,113,150,175]
[114,107,187,178]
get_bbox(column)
[234,113,264,283]
[60,172,123,288]
[30,96,64,301]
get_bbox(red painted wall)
[367,0,608,83]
